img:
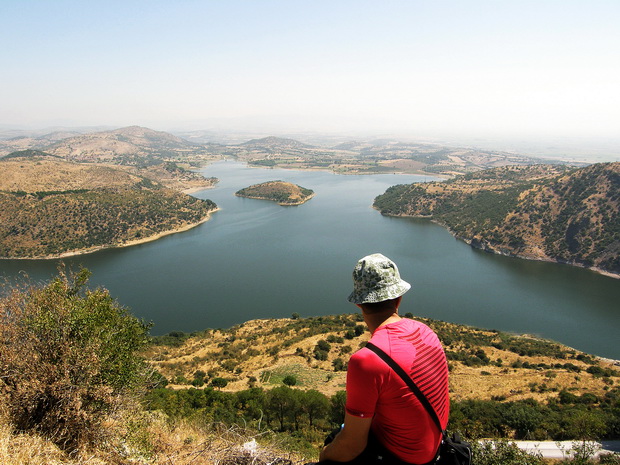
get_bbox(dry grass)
[0,158,142,192]
[0,154,215,195]
[145,420,306,465]
[147,317,355,396]
[0,410,309,465]
[4,308,616,464]
[148,316,618,404]
[0,422,81,465]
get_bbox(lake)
[1,160,619,359]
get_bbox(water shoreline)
[0,209,219,261]
[378,210,620,280]
[234,192,316,206]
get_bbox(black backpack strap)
[365,342,444,434]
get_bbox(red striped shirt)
[346,318,450,464]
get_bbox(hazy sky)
[2,1,619,143]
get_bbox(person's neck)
[364,312,401,334]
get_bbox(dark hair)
[359,297,401,315]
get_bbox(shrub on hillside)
[0,267,152,451]
[472,440,546,465]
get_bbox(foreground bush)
[472,440,545,465]
[0,267,152,452]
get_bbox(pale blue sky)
[2,1,619,145]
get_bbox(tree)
[503,402,544,439]
[235,388,266,424]
[563,409,608,441]
[0,267,151,451]
[266,386,299,431]
[282,375,298,386]
[302,390,330,427]
[330,391,347,426]
[211,377,228,389]
[189,369,207,387]
[316,339,332,351]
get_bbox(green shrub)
[211,377,229,389]
[472,440,545,465]
[0,267,151,451]
[332,358,347,372]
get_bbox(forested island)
[374,162,620,277]
[235,181,315,205]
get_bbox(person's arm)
[319,412,373,462]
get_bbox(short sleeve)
[345,350,380,418]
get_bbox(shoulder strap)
[365,342,444,434]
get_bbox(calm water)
[1,161,619,359]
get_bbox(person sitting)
[318,253,450,465]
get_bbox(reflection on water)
[1,161,618,359]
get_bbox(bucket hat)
[347,253,411,304]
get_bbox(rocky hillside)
[43,125,206,163]
[0,154,217,258]
[373,163,620,276]
[235,181,315,205]
[0,128,219,192]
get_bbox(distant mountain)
[241,136,315,151]
[332,140,369,151]
[5,131,83,144]
[43,126,206,163]
[374,163,620,276]
[0,128,108,156]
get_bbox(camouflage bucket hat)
[347,253,411,304]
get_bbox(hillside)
[373,163,620,276]
[0,128,219,191]
[229,137,552,175]
[235,181,315,205]
[43,125,207,163]
[0,156,217,258]
[2,126,579,177]
[0,155,145,192]
[146,313,619,404]
[241,136,316,151]
[0,129,90,155]
[2,269,619,464]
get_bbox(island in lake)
[235,181,315,206]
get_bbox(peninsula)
[235,181,315,206]
[373,163,620,277]
[0,154,218,259]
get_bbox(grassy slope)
[146,314,619,404]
